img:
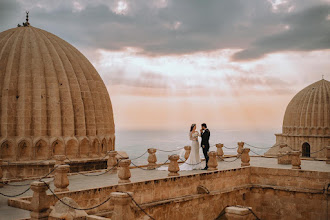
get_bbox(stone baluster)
[111,192,134,220]
[107,151,118,174]
[216,143,224,161]
[327,146,330,164]
[54,164,70,192]
[207,151,218,171]
[184,146,191,160]
[30,181,50,220]
[147,148,157,170]
[241,148,250,167]
[237,142,244,157]
[225,206,253,220]
[168,155,180,176]
[0,159,3,188]
[118,160,131,183]
[290,151,301,169]
[54,155,66,166]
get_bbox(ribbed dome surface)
[282,79,330,135]
[0,26,115,160]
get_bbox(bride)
[157,124,202,171]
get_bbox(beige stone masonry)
[225,206,254,220]
[54,164,70,192]
[290,151,301,169]
[208,151,218,171]
[241,148,250,167]
[0,159,3,187]
[111,192,134,220]
[118,160,131,183]
[237,142,244,157]
[147,148,157,170]
[168,154,180,176]
[49,197,87,220]
[216,143,224,161]
[327,146,330,164]
[30,181,50,220]
[107,151,118,174]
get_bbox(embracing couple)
[180,123,210,171]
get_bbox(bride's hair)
[190,124,196,132]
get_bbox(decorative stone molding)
[241,148,250,167]
[118,160,131,183]
[237,142,244,157]
[147,148,157,170]
[290,151,301,169]
[54,165,70,192]
[111,192,134,220]
[30,181,50,220]
[168,155,180,176]
[208,151,218,171]
[216,143,224,161]
[107,151,118,174]
[184,146,191,160]
[54,155,66,166]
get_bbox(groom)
[200,123,210,170]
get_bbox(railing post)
[237,142,244,157]
[111,192,134,220]
[54,164,70,192]
[277,143,292,165]
[30,181,50,220]
[118,160,131,183]
[168,155,180,176]
[108,151,118,174]
[147,148,157,170]
[327,146,330,164]
[216,143,224,161]
[290,151,301,169]
[184,146,191,160]
[241,148,250,167]
[0,159,3,188]
[208,151,218,171]
[54,155,66,166]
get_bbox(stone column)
[241,148,250,167]
[225,206,254,220]
[168,155,180,176]
[0,159,3,188]
[290,151,301,169]
[107,151,118,174]
[111,192,134,220]
[216,143,224,161]
[118,160,131,183]
[54,165,70,192]
[237,142,244,157]
[30,181,50,220]
[207,151,218,171]
[327,146,330,164]
[184,146,191,160]
[54,155,66,166]
[147,148,157,170]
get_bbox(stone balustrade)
[241,148,250,167]
[208,151,218,171]
[216,143,224,161]
[327,146,330,164]
[30,181,50,220]
[118,160,131,183]
[237,142,244,157]
[147,148,157,170]
[0,159,3,188]
[168,155,180,176]
[54,155,66,166]
[54,164,70,192]
[290,151,301,169]
[107,151,118,174]
[184,146,191,160]
[111,192,134,220]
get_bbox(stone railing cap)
[225,206,252,215]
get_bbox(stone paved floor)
[0,156,329,220]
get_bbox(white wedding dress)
[157,131,202,171]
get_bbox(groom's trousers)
[202,145,210,168]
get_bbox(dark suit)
[201,129,210,168]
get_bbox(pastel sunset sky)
[1,0,329,131]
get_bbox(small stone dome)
[282,79,330,136]
[0,26,115,161]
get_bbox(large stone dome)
[282,79,330,136]
[0,26,115,161]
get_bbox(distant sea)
[115,129,279,165]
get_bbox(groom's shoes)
[202,167,208,170]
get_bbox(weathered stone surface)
[118,160,131,183]
[54,164,70,192]
[290,151,301,169]
[147,148,157,170]
[30,181,50,220]
[241,148,250,167]
[216,143,224,161]
[111,192,134,220]
[49,197,87,220]
[107,151,118,174]
[237,142,244,157]
[225,206,254,220]
[208,151,218,171]
[168,154,180,176]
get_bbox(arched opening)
[80,138,90,158]
[0,140,14,160]
[52,140,65,157]
[302,142,310,157]
[17,140,31,161]
[35,140,48,160]
[92,139,100,157]
[66,139,78,159]
[101,138,107,156]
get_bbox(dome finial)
[20,11,30,27]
